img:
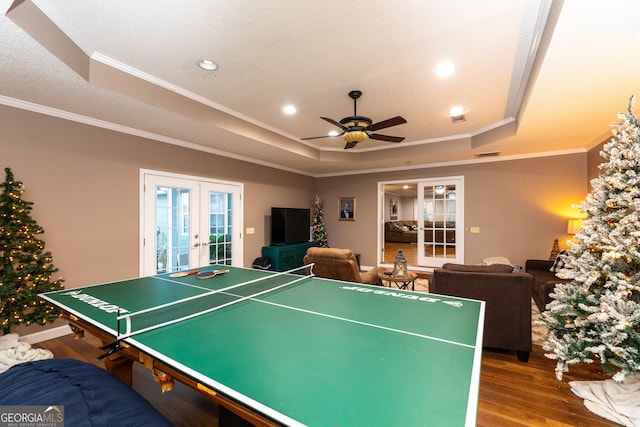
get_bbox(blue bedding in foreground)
[0,358,172,427]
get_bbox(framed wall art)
[339,197,356,221]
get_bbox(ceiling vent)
[475,151,500,158]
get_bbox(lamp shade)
[567,219,583,235]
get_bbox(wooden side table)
[378,270,418,291]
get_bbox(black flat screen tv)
[270,207,310,245]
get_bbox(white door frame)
[377,176,464,270]
[139,169,243,276]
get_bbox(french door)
[140,170,243,276]
[417,177,464,267]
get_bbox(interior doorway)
[378,177,464,270]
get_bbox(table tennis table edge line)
[38,293,120,339]
[464,300,485,426]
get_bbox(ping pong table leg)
[66,322,134,386]
[218,406,255,427]
[140,353,175,393]
[68,323,84,339]
[103,354,134,387]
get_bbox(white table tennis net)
[116,265,314,340]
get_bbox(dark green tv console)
[260,241,317,272]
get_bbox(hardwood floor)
[384,241,457,267]
[384,241,419,265]
[34,332,619,426]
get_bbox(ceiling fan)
[301,90,407,149]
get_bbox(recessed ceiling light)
[449,106,464,116]
[197,59,219,71]
[449,106,466,123]
[328,130,339,137]
[283,105,297,115]
[436,61,455,77]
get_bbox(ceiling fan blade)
[344,141,358,149]
[301,126,346,140]
[369,133,405,143]
[321,117,349,131]
[366,116,407,132]
[301,135,335,140]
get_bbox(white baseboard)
[20,326,71,344]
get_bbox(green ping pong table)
[40,265,485,426]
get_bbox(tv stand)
[261,241,316,272]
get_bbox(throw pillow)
[550,250,567,272]
[401,226,409,232]
[482,256,513,267]
[549,239,560,261]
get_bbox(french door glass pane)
[208,192,233,265]
[156,186,191,274]
[422,184,457,260]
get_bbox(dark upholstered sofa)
[431,263,533,361]
[385,220,419,242]
[385,220,456,243]
[525,259,570,312]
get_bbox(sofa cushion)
[442,263,514,274]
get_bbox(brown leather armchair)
[303,247,384,285]
[431,263,533,361]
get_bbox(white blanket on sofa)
[0,333,53,374]
[571,376,640,427]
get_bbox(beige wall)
[2,104,602,335]
[1,105,315,292]
[587,140,607,187]
[316,155,588,268]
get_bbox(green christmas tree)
[0,167,64,334]
[541,97,640,382]
[311,195,328,247]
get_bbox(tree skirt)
[0,333,53,374]
[570,375,640,427]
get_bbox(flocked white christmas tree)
[541,97,640,383]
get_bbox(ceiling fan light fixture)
[300,90,406,148]
[343,131,368,144]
